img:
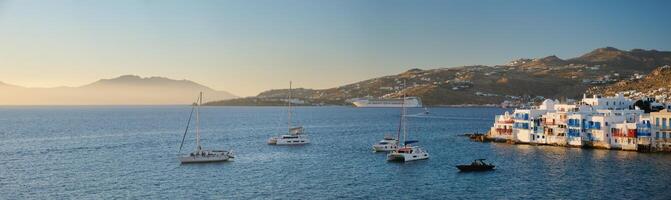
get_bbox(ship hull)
[351,97,422,108]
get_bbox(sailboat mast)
[288,81,292,131]
[196,92,202,151]
[402,83,407,146]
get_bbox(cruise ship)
[350,97,422,108]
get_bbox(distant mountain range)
[0,75,236,105]
[207,47,671,106]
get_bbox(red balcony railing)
[495,128,512,135]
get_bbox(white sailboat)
[178,92,233,163]
[268,81,310,145]
[387,88,429,162]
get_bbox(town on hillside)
[486,93,671,152]
[206,48,671,107]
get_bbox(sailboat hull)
[180,156,230,163]
[179,150,233,163]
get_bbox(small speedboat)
[456,159,495,172]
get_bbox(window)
[657,132,660,138]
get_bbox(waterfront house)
[610,122,638,150]
[489,93,667,152]
[636,115,653,151]
[511,104,552,144]
[651,109,671,151]
[540,110,568,145]
[489,111,514,141]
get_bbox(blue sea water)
[0,106,669,199]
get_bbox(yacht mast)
[196,92,202,151]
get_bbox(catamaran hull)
[274,138,310,145]
[351,97,422,108]
[387,153,429,162]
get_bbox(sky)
[0,0,670,96]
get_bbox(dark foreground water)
[0,106,669,199]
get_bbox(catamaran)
[387,89,429,162]
[268,81,310,145]
[178,92,233,163]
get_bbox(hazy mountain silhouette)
[0,75,236,105]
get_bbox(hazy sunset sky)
[1,0,670,96]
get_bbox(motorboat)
[456,159,495,172]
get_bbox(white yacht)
[386,90,429,162]
[178,92,233,164]
[372,134,399,152]
[268,81,310,145]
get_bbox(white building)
[489,93,661,151]
[581,93,633,110]
[651,109,671,151]
[489,111,514,141]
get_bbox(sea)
[0,106,669,199]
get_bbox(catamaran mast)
[288,81,292,132]
[196,92,202,151]
[401,83,407,146]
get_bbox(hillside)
[209,47,671,106]
[587,65,671,102]
[0,75,236,105]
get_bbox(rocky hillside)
[209,47,671,106]
[588,65,671,102]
